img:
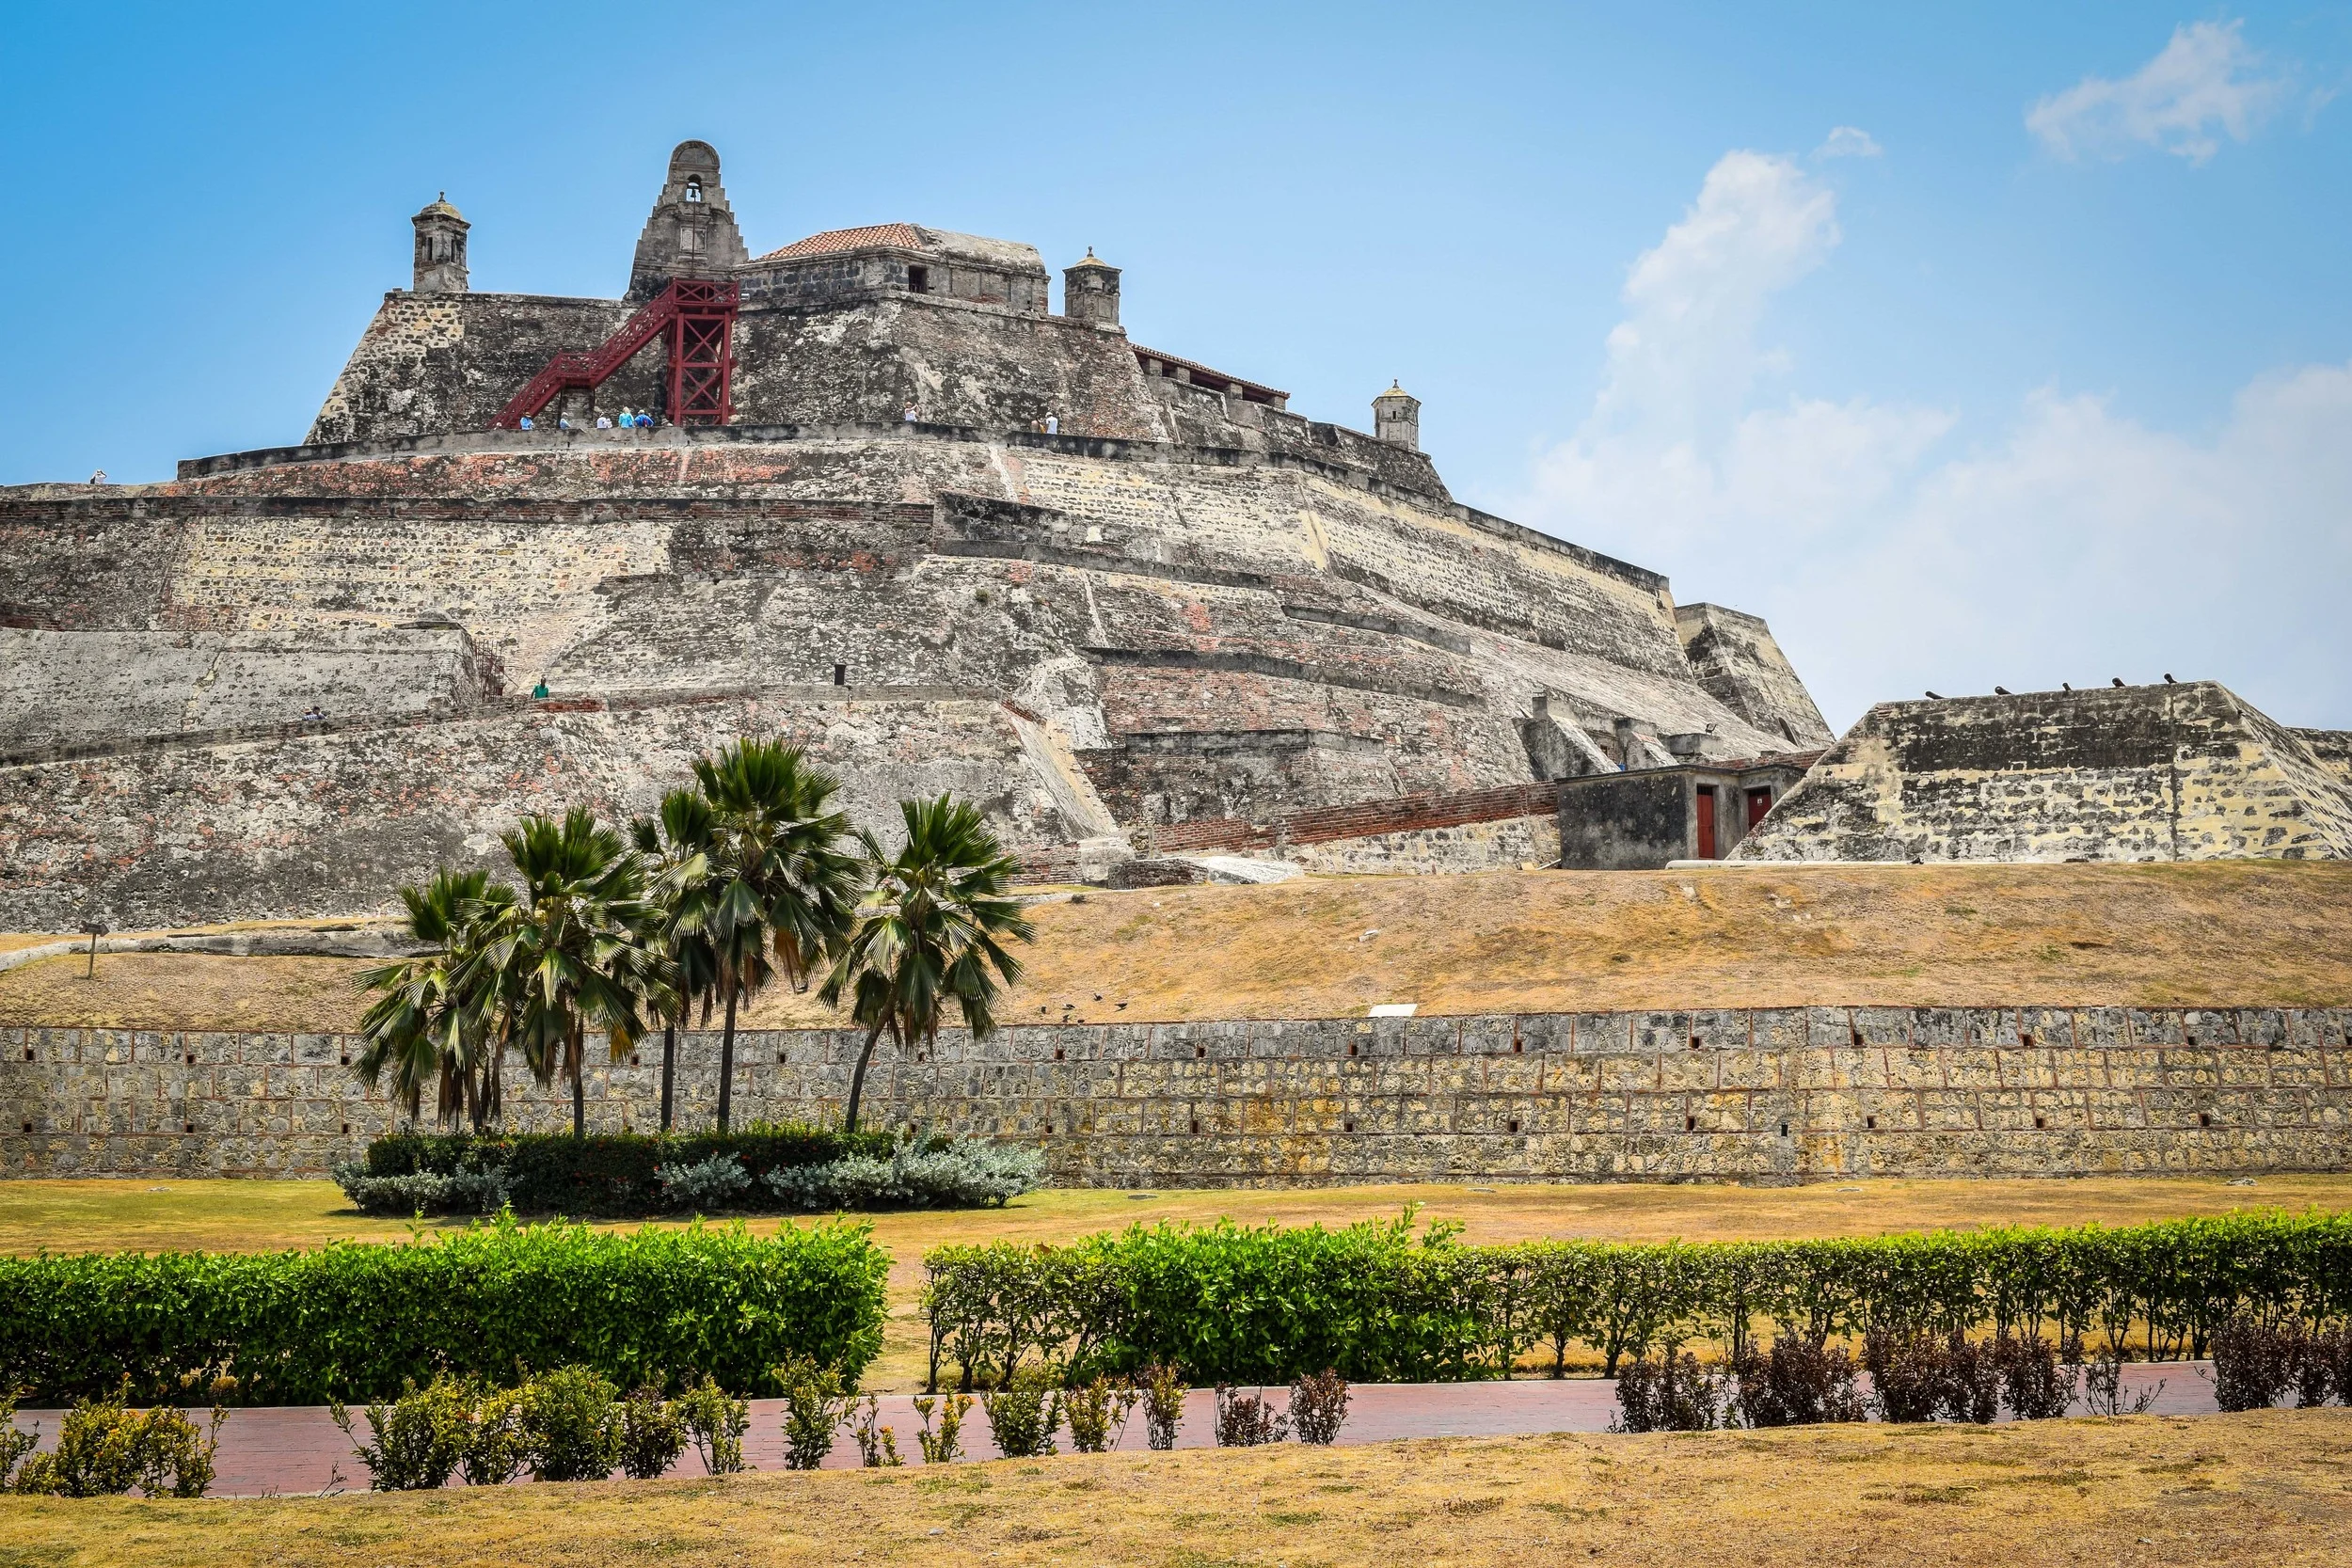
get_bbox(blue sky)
[4,3,2346,729]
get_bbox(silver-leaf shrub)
[765,1133,1043,1211]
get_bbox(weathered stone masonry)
[7,1006,2345,1185]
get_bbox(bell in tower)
[628,141,751,301]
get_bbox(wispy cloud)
[1816,126,1882,159]
[2026,19,2294,164]
[1518,146,2352,730]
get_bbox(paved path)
[12,1365,2210,1497]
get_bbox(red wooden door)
[1745,786,1773,830]
[1695,784,1718,860]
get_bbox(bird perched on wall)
[2112,677,2124,688]
[1994,686,2011,695]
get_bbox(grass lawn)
[1,1409,2345,1566]
[8,862,2350,1032]
[8,1174,2351,1390]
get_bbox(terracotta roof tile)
[749,223,927,264]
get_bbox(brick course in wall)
[7,1006,2344,1185]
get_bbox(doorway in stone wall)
[1696,784,1718,860]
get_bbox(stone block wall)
[1674,602,1835,749]
[0,626,495,750]
[0,691,1091,931]
[1737,682,2352,863]
[7,1006,2344,1184]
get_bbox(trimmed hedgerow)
[922,1210,2352,1389]
[342,1126,900,1217]
[0,1215,888,1407]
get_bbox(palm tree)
[820,795,1034,1134]
[692,740,863,1133]
[631,789,721,1134]
[354,868,514,1132]
[469,808,667,1139]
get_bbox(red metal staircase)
[493,278,739,429]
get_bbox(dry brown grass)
[2,1409,2345,1566]
[10,1174,2350,1391]
[5,862,2348,1034]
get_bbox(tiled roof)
[749,223,927,264]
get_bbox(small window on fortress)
[683,178,703,203]
[907,265,930,294]
[833,662,847,687]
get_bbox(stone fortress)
[1,141,1845,930]
[3,140,2350,1184]
[4,137,2348,936]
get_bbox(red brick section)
[1154,780,1568,855]
[2,1368,2208,1496]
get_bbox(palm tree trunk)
[570,1024,586,1140]
[717,988,739,1135]
[660,1022,676,1134]
[843,1023,887,1135]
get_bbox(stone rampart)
[0,689,1093,931]
[0,626,495,750]
[7,1006,2344,1185]
[1736,682,2352,863]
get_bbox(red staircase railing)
[493,278,739,429]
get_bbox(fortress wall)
[2299,730,2352,790]
[1297,479,1694,682]
[1738,683,2352,863]
[1140,376,1449,498]
[1088,661,1523,823]
[0,693,1083,931]
[8,1006,2345,1184]
[0,504,186,630]
[1143,782,1566,876]
[0,627,493,749]
[308,293,662,447]
[1674,603,1836,749]
[1276,812,1561,877]
[731,299,1172,442]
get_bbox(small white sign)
[1368,1003,1419,1018]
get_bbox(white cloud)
[2026,20,2293,164]
[1588,150,1841,444]
[1817,126,1882,159]
[1803,369,2352,721]
[1535,149,1954,555]
[1518,150,2352,732]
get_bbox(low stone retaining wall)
[4,1005,2346,1184]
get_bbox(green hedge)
[359,1127,899,1216]
[1,1216,889,1406]
[922,1210,2352,1388]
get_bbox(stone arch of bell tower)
[628,140,751,300]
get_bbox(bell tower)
[411,194,469,293]
[628,141,751,300]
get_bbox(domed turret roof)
[416,192,465,222]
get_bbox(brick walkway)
[11,1366,2209,1497]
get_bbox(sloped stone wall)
[1737,683,2352,863]
[0,690,1087,931]
[7,1005,2344,1185]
